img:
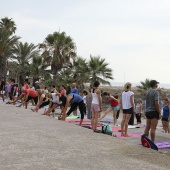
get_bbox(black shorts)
[123,107,133,114]
[26,96,38,105]
[162,118,168,121]
[145,111,159,119]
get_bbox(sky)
[1,0,170,86]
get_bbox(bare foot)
[121,133,125,137]
[31,108,35,112]
[124,134,130,137]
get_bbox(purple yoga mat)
[155,141,170,149]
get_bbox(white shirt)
[51,93,59,104]
[83,96,86,104]
[122,91,134,109]
[92,92,99,105]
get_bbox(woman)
[135,100,142,124]
[91,81,102,131]
[60,85,67,96]
[86,85,93,119]
[31,89,50,112]
[162,98,170,133]
[121,82,135,137]
[43,90,61,116]
[61,93,84,125]
[99,92,119,125]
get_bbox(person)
[86,85,93,119]
[51,85,56,93]
[11,79,29,106]
[35,81,40,90]
[91,81,102,131]
[0,77,5,102]
[135,100,142,124]
[82,90,88,115]
[31,90,50,112]
[21,88,38,109]
[161,97,170,133]
[121,82,135,137]
[7,79,12,102]
[8,79,17,102]
[44,87,48,94]
[58,85,67,118]
[61,93,84,126]
[99,92,119,125]
[144,80,161,143]
[71,83,79,116]
[43,90,61,116]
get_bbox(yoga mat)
[81,123,103,127]
[155,141,170,149]
[112,127,121,132]
[66,115,79,120]
[117,125,145,129]
[114,133,143,138]
[65,119,91,123]
[99,118,113,123]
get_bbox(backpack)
[141,134,158,151]
[102,124,112,136]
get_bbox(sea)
[110,82,170,89]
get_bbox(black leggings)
[116,109,120,119]
[39,100,50,109]
[136,113,141,123]
[67,101,84,119]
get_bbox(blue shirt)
[71,88,78,94]
[68,93,83,103]
[163,105,169,119]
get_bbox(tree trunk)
[19,75,24,85]
[0,55,6,79]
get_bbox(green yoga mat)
[66,115,80,120]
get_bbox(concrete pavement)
[0,101,170,170]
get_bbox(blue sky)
[1,0,170,85]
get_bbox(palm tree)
[0,28,20,78]
[136,78,151,94]
[0,17,19,79]
[0,17,16,34]
[71,57,90,90]
[40,31,77,84]
[11,42,38,84]
[137,78,163,98]
[88,55,113,85]
[30,55,51,84]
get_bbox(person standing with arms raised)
[144,80,161,143]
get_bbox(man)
[0,77,5,102]
[22,88,38,109]
[144,80,161,143]
[35,81,40,90]
[71,83,78,115]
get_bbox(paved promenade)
[0,101,170,170]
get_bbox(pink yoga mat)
[114,133,143,138]
[65,119,91,123]
[81,123,103,127]
[112,127,121,132]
